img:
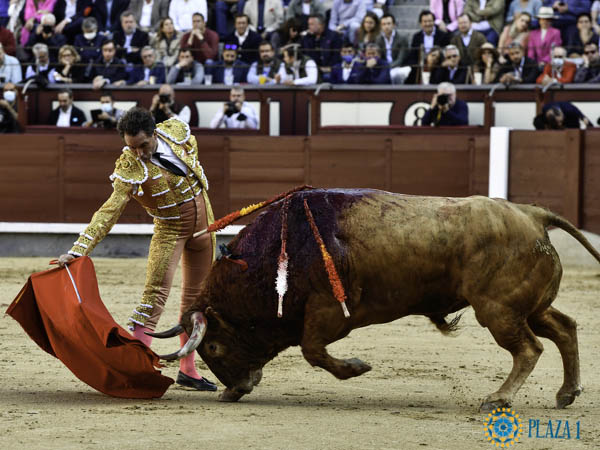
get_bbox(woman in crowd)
[505,0,541,27]
[270,17,301,54]
[498,11,531,63]
[429,0,464,33]
[565,12,599,58]
[354,11,380,54]
[48,44,84,83]
[527,6,561,64]
[406,45,442,84]
[472,42,501,84]
[150,17,182,69]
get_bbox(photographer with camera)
[209,86,258,129]
[421,82,469,127]
[150,83,191,124]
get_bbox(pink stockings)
[133,326,204,380]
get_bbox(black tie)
[153,153,186,177]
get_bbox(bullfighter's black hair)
[117,107,155,138]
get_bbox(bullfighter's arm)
[68,179,133,257]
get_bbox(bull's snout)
[217,369,262,402]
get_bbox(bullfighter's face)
[124,131,158,161]
[195,307,267,402]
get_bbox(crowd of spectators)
[0,0,598,89]
[0,0,599,133]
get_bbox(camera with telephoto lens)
[42,24,53,34]
[224,101,237,117]
[437,94,449,106]
[158,94,171,104]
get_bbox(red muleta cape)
[6,256,174,398]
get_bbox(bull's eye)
[205,341,224,356]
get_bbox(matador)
[59,107,217,391]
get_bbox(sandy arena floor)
[1,256,599,450]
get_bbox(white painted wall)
[320,102,393,126]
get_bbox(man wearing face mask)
[150,83,191,124]
[0,82,19,133]
[536,45,576,86]
[74,18,107,64]
[25,13,67,63]
[86,91,125,128]
[247,41,281,84]
[330,42,365,83]
[56,108,218,392]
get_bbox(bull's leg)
[479,310,544,413]
[300,294,371,380]
[528,306,582,409]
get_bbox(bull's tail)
[528,205,600,264]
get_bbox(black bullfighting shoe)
[176,371,218,391]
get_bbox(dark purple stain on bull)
[198,189,372,337]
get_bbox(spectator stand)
[14,83,600,134]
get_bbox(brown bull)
[153,188,600,411]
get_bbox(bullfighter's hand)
[58,254,75,267]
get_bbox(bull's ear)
[205,307,235,333]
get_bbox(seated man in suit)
[113,11,149,65]
[450,14,488,67]
[431,44,469,84]
[223,14,262,64]
[496,42,541,84]
[422,81,469,126]
[463,0,504,46]
[86,39,129,88]
[330,41,366,84]
[406,10,451,70]
[362,43,391,84]
[206,44,249,84]
[128,46,167,85]
[377,13,411,84]
[301,14,342,82]
[47,88,86,127]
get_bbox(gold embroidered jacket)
[69,118,214,256]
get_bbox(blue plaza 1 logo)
[484,407,582,446]
[483,408,524,447]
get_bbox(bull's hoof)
[218,388,245,402]
[479,400,511,413]
[556,386,582,409]
[338,358,371,380]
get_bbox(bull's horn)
[157,312,207,361]
[144,324,184,338]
